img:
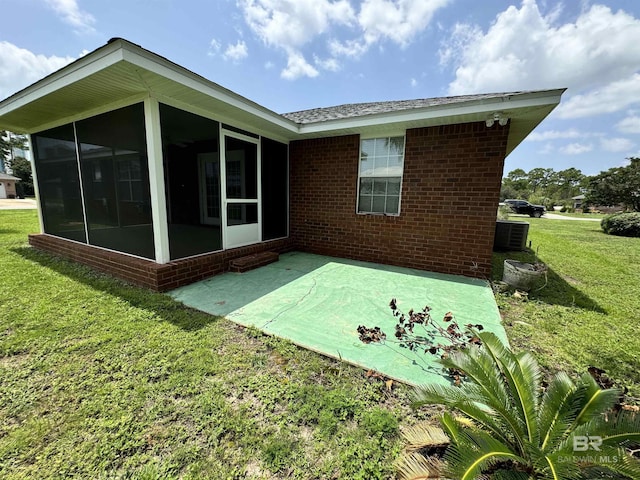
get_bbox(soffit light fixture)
[486,112,509,127]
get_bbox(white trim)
[72,122,90,243]
[221,130,261,249]
[0,47,126,118]
[153,94,291,145]
[26,134,45,234]
[297,91,565,136]
[143,97,170,263]
[121,45,298,133]
[356,135,405,216]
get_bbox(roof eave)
[294,89,565,137]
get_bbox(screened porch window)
[357,136,405,215]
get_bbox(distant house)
[572,194,585,210]
[0,172,20,199]
[0,38,564,291]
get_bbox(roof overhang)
[0,38,564,156]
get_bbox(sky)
[1,0,639,177]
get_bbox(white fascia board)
[120,45,299,135]
[0,45,125,118]
[297,89,565,136]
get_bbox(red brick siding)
[29,233,293,291]
[289,121,509,278]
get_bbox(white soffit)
[0,38,564,153]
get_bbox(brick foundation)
[289,121,509,278]
[29,233,293,291]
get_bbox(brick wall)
[289,121,509,278]
[29,233,293,291]
[29,120,508,289]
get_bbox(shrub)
[409,332,640,480]
[601,212,640,237]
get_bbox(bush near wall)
[601,212,640,237]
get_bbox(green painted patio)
[169,252,506,386]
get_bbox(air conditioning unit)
[494,220,529,251]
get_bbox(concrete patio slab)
[169,252,506,386]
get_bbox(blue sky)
[1,0,639,176]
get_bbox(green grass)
[3,210,638,478]
[0,210,412,479]
[493,217,640,398]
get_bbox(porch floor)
[168,252,506,386]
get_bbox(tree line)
[501,159,640,212]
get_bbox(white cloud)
[0,41,76,99]
[224,40,249,62]
[600,137,635,153]
[616,115,640,134]
[440,0,640,118]
[208,39,221,57]
[410,77,417,87]
[314,55,340,72]
[240,0,450,79]
[357,0,451,47]
[240,0,354,79]
[45,0,96,33]
[557,74,640,119]
[281,51,319,80]
[560,142,593,155]
[526,128,585,141]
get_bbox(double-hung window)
[357,136,405,215]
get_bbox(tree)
[501,168,530,200]
[8,156,34,197]
[1,131,32,196]
[586,158,640,211]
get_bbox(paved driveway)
[0,198,37,210]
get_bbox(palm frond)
[569,410,640,450]
[538,372,578,451]
[395,452,448,480]
[533,451,583,480]
[571,373,621,427]
[444,426,527,480]
[413,383,514,446]
[401,422,450,452]
[497,350,542,445]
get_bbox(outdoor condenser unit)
[494,220,530,251]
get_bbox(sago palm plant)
[410,331,640,479]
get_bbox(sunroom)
[0,38,564,291]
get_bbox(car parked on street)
[504,199,545,217]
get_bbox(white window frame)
[356,134,405,216]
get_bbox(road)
[510,212,601,222]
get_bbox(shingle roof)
[281,91,536,124]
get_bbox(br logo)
[573,435,603,451]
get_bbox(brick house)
[0,38,564,291]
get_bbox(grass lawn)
[493,217,640,398]
[0,210,412,479]
[2,210,638,478]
